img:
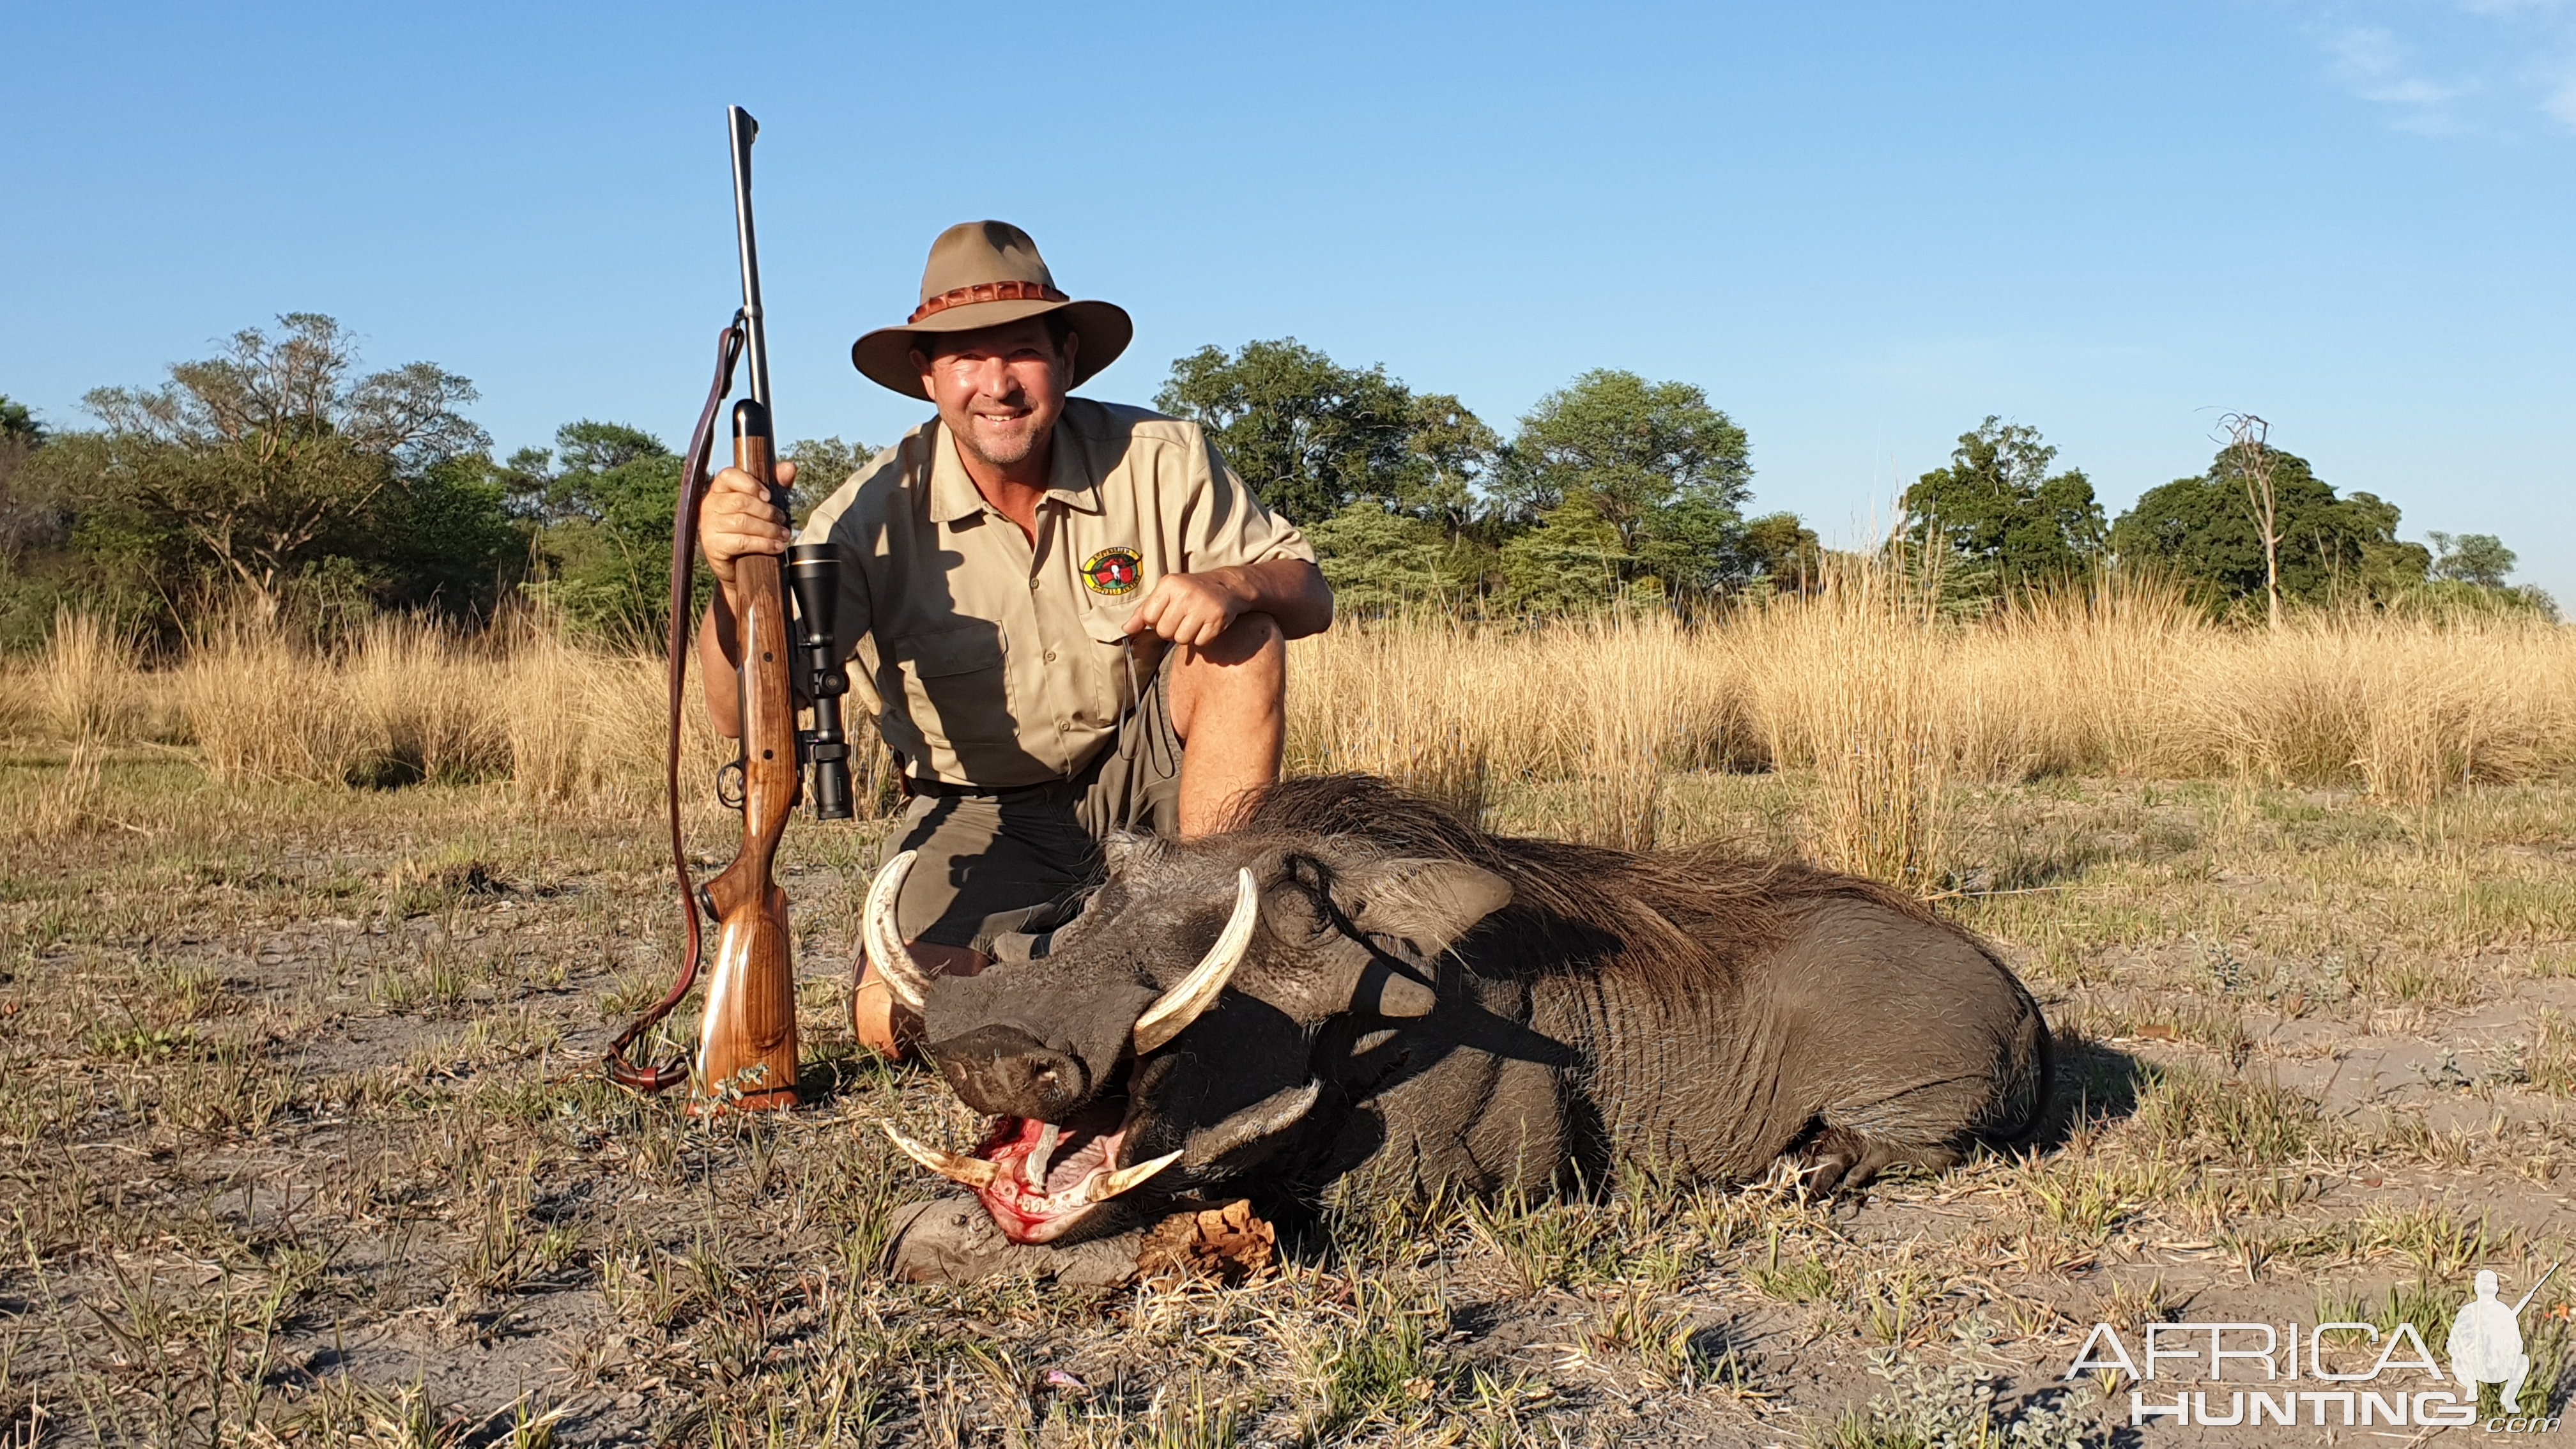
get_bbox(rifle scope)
[786,542,854,820]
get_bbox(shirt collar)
[1043,406,1105,516]
[926,423,987,525]
[926,407,1105,522]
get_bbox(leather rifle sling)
[606,316,746,1092]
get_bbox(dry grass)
[5,570,2568,893]
[38,606,144,743]
[1285,567,2574,885]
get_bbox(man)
[695,220,1333,1060]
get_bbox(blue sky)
[4,2,2570,598]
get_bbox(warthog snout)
[930,1024,1090,1120]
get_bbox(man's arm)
[1126,558,1333,647]
[695,459,800,739]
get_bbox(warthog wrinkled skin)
[892,776,2051,1275]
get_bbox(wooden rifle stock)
[690,406,801,1112]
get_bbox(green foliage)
[2110,444,2428,609]
[10,314,504,629]
[1497,369,1750,534]
[1742,511,1824,592]
[337,454,528,615]
[498,420,668,524]
[781,436,875,523]
[1154,348,1802,617]
[2428,530,2515,588]
[1497,491,1628,612]
[1900,417,2105,600]
[1306,500,1490,617]
[1,398,60,570]
[0,394,42,445]
[505,421,686,641]
[2388,578,2561,621]
[1494,370,1758,610]
[1155,338,1494,524]
[499,421,869,641]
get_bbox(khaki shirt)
[797,399,1315,788]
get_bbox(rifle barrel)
[2511,1261,2561,1317]
[728,105,770,409]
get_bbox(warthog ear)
[1336,859,1511,1016]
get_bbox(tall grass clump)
[41,608,142,743]
[2165,610,2576,806]
[500,625,685,806]
[1293,575,2572,820]
[172,622,376,785]
[345,618,512,785]
[1288,611,1740,844]
[1729,551,1952,891]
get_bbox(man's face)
[912,317,1078,474]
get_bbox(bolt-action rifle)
[606,105,854,1112]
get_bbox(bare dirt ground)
[5,752,2575,1446]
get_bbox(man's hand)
[1126,571,1246,648]
[701,459,798,586]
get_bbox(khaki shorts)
[883,676,1183,952]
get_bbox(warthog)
[869,776,2049,1275]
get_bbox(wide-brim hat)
[851,220,1132,400]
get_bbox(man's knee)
[1186,610,1285,671]
[1169,611,1285,746]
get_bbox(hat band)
[908,279,1070,324]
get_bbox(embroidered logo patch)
[1081,546,1143,596]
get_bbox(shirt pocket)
[891,623,1014,745]
[1080,599,1143,645]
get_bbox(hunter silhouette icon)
[2450,1264,2559,1414]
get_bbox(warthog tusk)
[1090,1148,1183,1202]
[1131,868,1259,1054]
[864,851,933,1011]
[1024,1123,1061,1190]
[878,1121,998,1189]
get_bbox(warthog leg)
[1793,1125,1960,1198]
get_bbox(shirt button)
[1029,578,1039,592]
[1043,648,1057,663]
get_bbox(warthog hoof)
[884,1196,1144,1286]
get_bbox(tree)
[1494,370,1756,606]
[0,395,49,570]
[0,395,42,447]
[1498,370,1749,532]
[2427,531,2515,588]
[2110,443,2427,610]
[1497,491,1629,613]
[1899,417,2104,598]
[1305,501,1491,617]
[1741,512,1823,593]
[335,453,526,615]
[506,421,684,640]
[2217,414,2285,628]
[504,423,870,638]
[1154,339,1495,525]
[69,314,489,620]
[781,436,876,523]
